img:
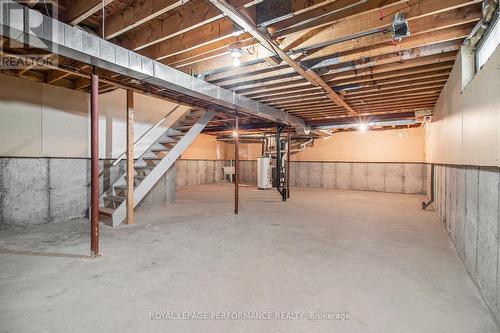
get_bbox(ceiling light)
[230,48,242,58]
[229,47,242,67]
[358,124,368,132]
[232,130,239,138]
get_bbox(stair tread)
[125,175,145,180]
[159,140,177,145]
[104,112,211,227]
[151,147,169,152]
[103,195,125,202]
[164,129,182,136]
[159,135,179,143]
[165,132,184,137]
[135,165,154,169]
[114,184,133,190]
[99,207,115,216]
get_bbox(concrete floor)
[0,184,497,332]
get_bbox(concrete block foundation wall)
[432,164,500,323]
[175,160,225,186]
[177,159,427,195]
[1,157,94,227]
[1,157,426,226]
[289,162,427,193]
[175,160,257,186]
[137,165,176,210]
[0,157,175,227]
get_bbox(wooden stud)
[126,89,134,225]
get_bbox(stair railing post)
[126,89,134,225]
[90,73,99,256]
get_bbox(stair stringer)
[110,110,215,226]
[98,106,190,206]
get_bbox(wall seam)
[40,84,43,155]
[456,166,459,254]
[496,168,500,315]
[475,167,480,275]
[0,159,4,224]
[47,158,51,223]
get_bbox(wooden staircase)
[99,109,215,226]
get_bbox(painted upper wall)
[0,74,189,158]
[425,46,500,166]
[293,127,425,162]
[220,127,425,162]
[181,134,226,160]
[0,73,426,163]
[224,141,263,161]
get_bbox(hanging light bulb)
[358,123,368,132]
[232,130,239,138]
[229,47,242,67]
[230,48,242,58]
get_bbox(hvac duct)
[0,0,309,132]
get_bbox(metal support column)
[126,90,134,224]
[234,112,239,215]
[275,125,286,201]
[287,126,291,199]
[90,73,99,256]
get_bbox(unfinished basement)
[1,0,500,332]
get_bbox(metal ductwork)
[0,0,309,133]
[313,119,417,130]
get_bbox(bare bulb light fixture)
[229,47,242,67]
[358,124,368,132]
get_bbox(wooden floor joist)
[8,0,485,125]
[208,0,358,116]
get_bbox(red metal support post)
[234,113,239,215]
[90,73,99,256]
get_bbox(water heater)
[257,157,272,190]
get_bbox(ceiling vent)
[392,13,410,41]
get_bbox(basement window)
[475,12,500,72]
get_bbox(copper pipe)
[234,112,239,215]
[90,73,99,256]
